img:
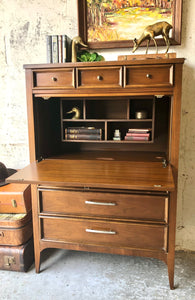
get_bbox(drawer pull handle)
[86,229,116,235]
[85,200,116,206]
[97,75,103,81]
[0,231,4,237]
[52,77,57,81]
[146,74,152,79]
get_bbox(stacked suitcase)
[0,183,34,271]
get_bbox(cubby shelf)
[61,97,155,143]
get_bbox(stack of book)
[124,129,151,141]
[47,35,72,63]
[65,127,102,141]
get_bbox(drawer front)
[33,69,74,88]
[77,67,122,88]
[41,217,167,251]
[39,189,168,223]
[125,65,173,87]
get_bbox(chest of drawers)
[8,58,184,289]
[39,186,168,251]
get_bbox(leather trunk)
[0,212,32,246]
[0,238,34,272]
[0,184,31,214]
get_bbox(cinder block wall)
[0,0,194,251]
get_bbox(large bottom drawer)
[41,217,167,252]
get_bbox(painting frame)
[77,0,183,50]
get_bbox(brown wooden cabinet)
[7,58,184,289]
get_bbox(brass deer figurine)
[132,21,172,54]
[71,36,88,63]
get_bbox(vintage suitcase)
[0,212,32,246]
[0,238,34,272]
[0,183,31,214]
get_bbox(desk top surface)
[7,158,174,192]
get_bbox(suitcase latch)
[4,256,16,267]
[11,199,17,207]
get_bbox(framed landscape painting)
[78,0,182,49]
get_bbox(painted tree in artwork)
[87,0,173,42]
[87,0,112,27]
[152,0,172,8]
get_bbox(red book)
[126,133,150,137]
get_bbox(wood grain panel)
[125,65,173,88]
[41,217,167,251]
[34,69,74,89]
[7,159,175,192]
[39,188,168,223]
[77,67,122,88]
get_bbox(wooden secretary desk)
[8,58,184,289]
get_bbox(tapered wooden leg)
[167,255,175,289]
[35,249,41,273]
[31,184,41,273]
[167,191,177,290]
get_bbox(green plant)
[77,50,104,62]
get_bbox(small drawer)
[33,68,75,88]
[124,65,173,88]
[76,67,122,88]
[41,217,167,251]
[39,188,168,223]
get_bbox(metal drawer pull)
[0,231,4,237]
[86,229,116,235]
[146,74,152,78]
[97,75,103,81]
[52,77,57,81]
[85,200,116,206]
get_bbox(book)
[46,36,52,63]
[51,35,58,63]
[125,136,149,141]
[65,127,102,135]
[46,34,72,63]
[126,133,150,137]
[62,35,72,62]
[128,128,151,133]
[65,134,102,140]
[58,35,62,63]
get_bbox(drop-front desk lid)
[7,159,175,192]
